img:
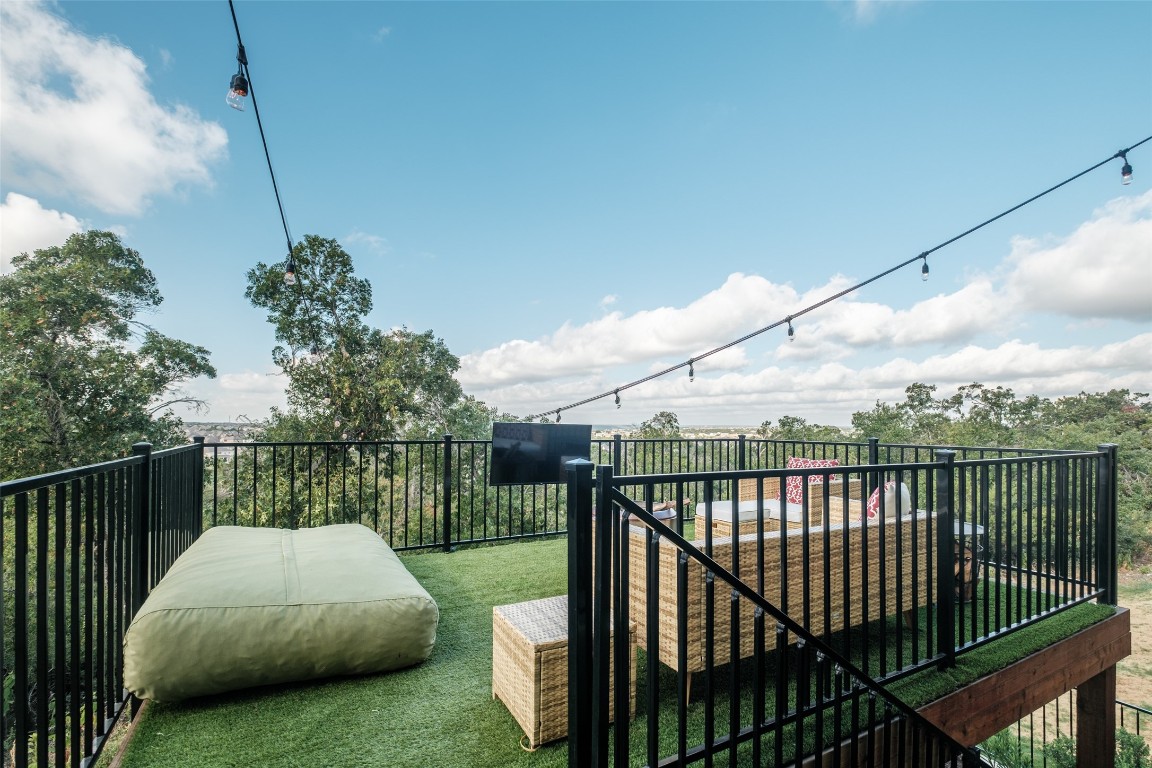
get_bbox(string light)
[227,0,296,288]
[520,139,1149,421]
[615,390,621,408]
[556,411,561,423]
[786,318,795,342]
[688,360,695,382]
[226,45,249,111]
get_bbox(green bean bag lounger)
[123,523,439,701]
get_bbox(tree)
[758,415,845,442]
[844,383,1152,565]
[0,231,216,479]
[849,383,952,444]
[245,234,492,441]
[637,411,681,438]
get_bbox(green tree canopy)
[847,383,1151,564]
[757,415,845,442]
[637,410,681,438]
[0,231,216,479]
[245,234,493,441]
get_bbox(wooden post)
[1077,665,1117,768]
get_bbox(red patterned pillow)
[866,481,910,519]
[783,457,840,504]
[865,484,887,519]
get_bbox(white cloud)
[0,193,83,272]
[0,1,228,216]
[168,369,288,422]
[1005,191,1152,321]
[344,229,389,256]
[459,273,797,386]
[459,196,1152,424]
[468,334,1152,425]
[799,276,1005,353]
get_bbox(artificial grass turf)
[115,537,573,768]
[112,535,1114,768]
[889,600,1116,708]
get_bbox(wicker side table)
[492,595,635,749]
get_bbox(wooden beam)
[918,607,1130,746]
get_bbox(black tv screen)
[489,422,593,486]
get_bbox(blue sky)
[2,0,1150,428]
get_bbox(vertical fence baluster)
[442,434,453,553]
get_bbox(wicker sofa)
[624,508,936,685]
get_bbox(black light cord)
[527,136,1152,422]
[228,0,293,259]
[228,1,332,364]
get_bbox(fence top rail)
[1118,700,1152,716]
[609,448,1097,487]
[881,441,1086,456]
[1,453,145,497]
[198,439,447,449]
[150,443,201,460]
[953,449,1107,467]
[196,435,1104,453]
[609,460,948,488]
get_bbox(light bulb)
[921,261,930,281]
[614,390,621,409]
[1122,163,1133,186]
[689,361,695,382]
[284,257,297,286]
[227,73,248,111]
[787,321,795,342]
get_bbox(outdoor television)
[489,422,593,486]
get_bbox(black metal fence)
[0,435,1121,767]
[198,433,1087,554]
[979,692,1152,765]
[564,442,1118,766]
[0,442,201,768]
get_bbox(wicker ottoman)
[492,595,635,749]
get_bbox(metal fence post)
[1097,444,1119,605]
[193,436,205,540]
[566,458,595,768]
[1055,457,1069,579]
[442,434,454,553]
[612,433,622,475]
[934,449,956,669]
[131,442,152,614]
[130,441,152,719]
[738,434,746,471]
[592,465,614,767]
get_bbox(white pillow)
[866,481,912,519]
